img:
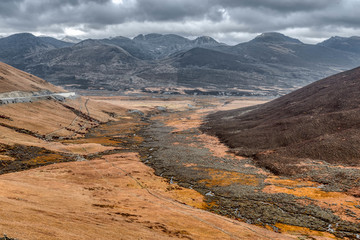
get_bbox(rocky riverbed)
[135,96,360,239]
[0,94,359,239]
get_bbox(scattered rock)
[205,191,215,197]
[156,106,167,112]
[128,109,144,116]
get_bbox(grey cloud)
[0,0,22,16]
[211,0,338,12]
[205,7,227,22]
[133,0,209,21]
[0,0,359,45]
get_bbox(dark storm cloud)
[133,0,209,21]
[0,0,22,16]
[211,0,336,12]
[0,0,359,44]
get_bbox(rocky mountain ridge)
[1,32,360,95]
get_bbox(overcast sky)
[0,0,359,44]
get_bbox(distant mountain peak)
[350,36,360,40]
[61,36,82,43]
[144,33,163,40]
[133,34,145,41]
[74,39,102,48]
[324,35,360,42]
[330,36,344,39]
[318,35,360,53]
[133,33,163,41]
[193,36,219,45]
[9,32,37,40]
[251,32,302,44]
[110,36,131,40]
[133,33,189,43]
[13,32,35,37]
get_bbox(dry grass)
[0,152,294,240]
[198,168,261,187]
[203,67,360,193]
[264,184,360,223]
[0,62,63,93]
[0,93,344,239]
[273,223,336,239]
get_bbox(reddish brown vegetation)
[203,66,360,175]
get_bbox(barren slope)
[0,94,297,240]
[0,65,352,239]
[0,62,63,93]
[0,64,292,239]
[0,152,296,240]
[203,66,360,193]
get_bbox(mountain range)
[1,32,360,95]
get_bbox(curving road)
[0,92,76,105]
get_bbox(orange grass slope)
[0,152,297,240]
[0,61,63,93]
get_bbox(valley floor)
[0,94,358,239]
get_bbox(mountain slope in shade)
[137,47,291,94]
[131,33,223,59]
[101,33,224,60]
[0,61,63,93]
[193,36,220,45]
[24,40,142,90]
[38,36,73,48]
[318,36,360,54]
[203,66,360,186]
[142,32,360,95]
[250,32,303,44]
[61,35,82,43]
[102,36,154,60]
[172,47,255,71]
[0,33,72,69]
[227,32,359,68]
[2,32,360,95]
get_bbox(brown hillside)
[203,66,360,175]
[0,95,297,239]
[0,62,63,93]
